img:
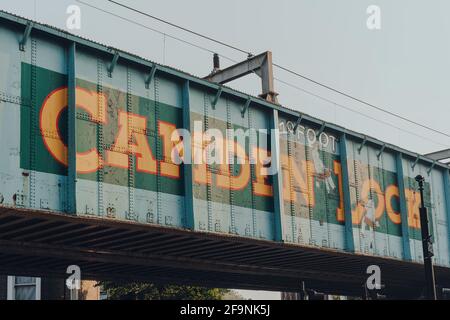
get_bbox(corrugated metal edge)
[0,9,448,171]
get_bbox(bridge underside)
[1,206,449,298]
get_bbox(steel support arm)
[205,51,278,103]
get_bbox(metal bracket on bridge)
[377,144,386,159]
[241,98,251,118]
[358,136,368,154]
[211,86,223,109]
[411,154,420,170]
[107,50,120,77]
[205,51,279,104]
[19,22,33,51]
[145,65,158,89]
[293,115,304,132]
[316,122,326,137]
[427,161,437,175]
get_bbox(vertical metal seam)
[366,152,374,254]
[271,110,285,242]
[96,57,104,217]
[396,152,412,261]
[145,71,154,224]
[443,169,450,266]
[353,158,361,252]
[126,67,135,221]
[226,98,235,235]
[319,140,331,248]
[154,75,162,225]
[379,152,389,257]
[286,129,296,243]
[29,38,37,209]
[304,136,314,246]
[182,81,195,230]
[204,92,212,232]
[247,104,257,238]
[339,134,355,252]
[67,42,77,214]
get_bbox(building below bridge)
[0,276,102,300]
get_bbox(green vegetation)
[100,281,231,300]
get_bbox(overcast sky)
[2,0,450,299]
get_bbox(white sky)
[2,0,450,299]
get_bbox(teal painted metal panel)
[396,153,412,261]
[444,170,450,265]
[271,110,285,242]
[183,80,195,230]
[339,134,355,252]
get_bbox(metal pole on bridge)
[415,175,437,300]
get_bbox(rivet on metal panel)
[127,67,136,222]
[226,98,236,234]
[13,191,25,207]
[358,136,368,154]
[19,22,33,51]
[214,220,221,232]
[305,146,314,245]
[248,105,258,238]
[211,86,223,109]
[377,143,386,159]
[203,92,213,231]
[146,200,154,223]
[40,199,49,210]
[29,38,37,209]
[97,58,105,217]
[164,216,173,226]
[286,126,296,242]
[85,205,94,215]
[154,76,162,225]
[106,205,116,218]
[245,224,251,236]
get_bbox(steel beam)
[183,81,195,230]
[271,110,285,242]
[67,42,77,214]
[426,149,450,162]
[396,153,412,261]
[339,134,355,252]
[205,51,278,103]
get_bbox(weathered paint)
[0,11,450,267]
